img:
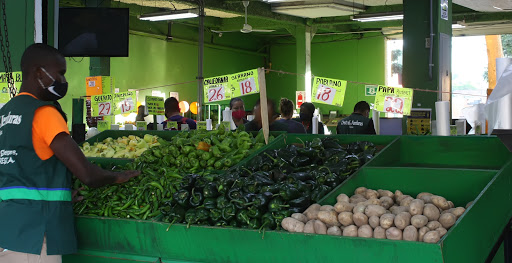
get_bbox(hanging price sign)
[374,85,413,116]
[203,74,231,103]
[97,120,111,132]
[146,96,165,115]
[113,91,136,115]
[197,121,207,130]
[311,77,347,106]
[230,69,259,97]
[91,94,114,117]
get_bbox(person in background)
[0,43,139,263]
[295,102,325,134]
[162,97,196,130]
[135,105,148,122]
[245,98,287,132]
[277,98,306,133]
[336,101,376,135]
[230,97,248,127]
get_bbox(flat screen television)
[58,8,129,57]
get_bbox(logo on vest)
[0,149,16,165]
[340,120,364,126]
[0,112,22,128]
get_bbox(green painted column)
[402,0,452,113]
[289,25,314,101]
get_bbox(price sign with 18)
[239,77,256,96]
[208,86,225,102]
[315,84,336,105]
[98,102,111,116]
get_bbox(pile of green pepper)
[161,137,376,230]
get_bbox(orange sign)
[86,77,103,96]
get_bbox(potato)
[419,195,433,204]
[411,215,428,228]
[364,198,382,206]
[403,225,418,241]
[439,213,456,229]
[343,225,358,237]
[327,226,342,236]
[394,190,404,202]
[390,206,409,215]
[409,199,425,216]
[448,201,454,209]
[314,220,327,234]
[304,204,321,213]
[369,216,380,229]
[305,209,320,221]
[358,225,373,238]
[379,213,395,229]
[353,204,367,214]
[418,227,429,241]
[399,196,414,207]
[320,205,335,211]
[441,208,455,215]
[466,201,473,209]
[303,220,315,233]
[338,212,354,226]
[318,210,340,227]
[350,195,367,204]
[423,231,441,243]
[291,213,308,223]
[365,189,379,200]
[386,227,403,240]
[417,192,433,199]
[334,201,354,213]
[377,189,394,199]
[336,194,350,203]
[431,195,450,210]
[436,227,447,237]
[380,196,394,209]
[394,212,411,230]
[423,204,440,221]
[281,217,305,233]
[374,226,386,239]
[355,187,368,195]
[452,207,466,218]
[427,221,441,231]
[365,205,387,217]
[353,212,369,227]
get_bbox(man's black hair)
[229,97,244,109]
[300,102,315,116]
[20,43,64,76]
[165,97,180,112]
[354,101,370,113]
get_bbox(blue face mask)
[38,67,68,101]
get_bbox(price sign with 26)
[208,86,225,102]
[239,77,257,96]
[315,84,337,105]
[384,96,405,114]
[98,102,112,116]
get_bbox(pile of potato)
[281,187,471,243]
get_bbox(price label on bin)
[91,94,113,117]
[203,74,231,103]
[311,77,347,107]
[374,85,413,116]
[230,69,259,97]
[113,91,136,115]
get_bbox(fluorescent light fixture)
[351,12,403,22]
[139,9,198,21]
[452,21,466,29]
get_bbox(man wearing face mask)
[0,44,139,263]
[294,102,325,134]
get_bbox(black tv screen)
[58,8,129,57]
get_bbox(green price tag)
[91,94,113,117]
[222,121,231,131]
[204,74,231,103]
[450,125,457,136]
[229,69,259,97]
[136,121,147,131]
[374,85,414,116]
[97,120,110,132]
[0,72,22,104]
[113,91,136,115]
[168,121,178,130]
[146,96,165,115]
[197,121,207,130]
[311,77,347,107]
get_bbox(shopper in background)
[230,97,248,127]
[0,44,139,263]
[245,98,287,132]
[135,105,148,122]
[162,97,196,130]
[296,102,325,134]
[277,98,306,133]
[336,101,376,135]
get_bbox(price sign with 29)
[315,84,337,105]
[239,77,257,96]
[98,102,112,116]
[208,86,225,102]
